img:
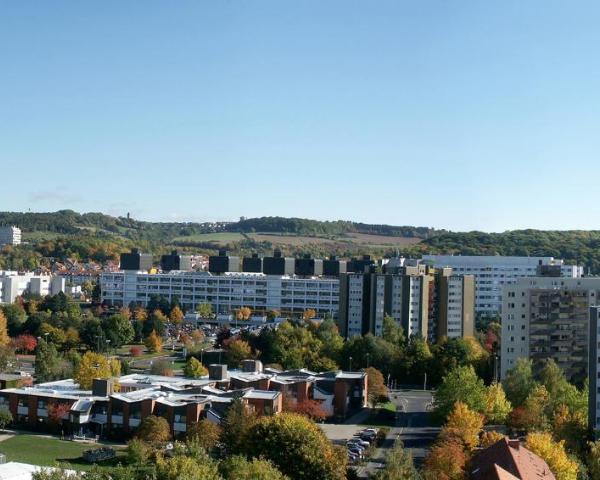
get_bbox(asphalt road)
[390,389,440,466]
[357,389,439,477]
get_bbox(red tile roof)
[470,438,555,480]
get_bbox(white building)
[0,272,65,303]
[100,271,339,317]
[501,276,600,381]
[0,226,21,246]
[422,255,583,317]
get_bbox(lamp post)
[366,353,370,369]
[349,356,353,372]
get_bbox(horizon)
[3,2,600,230]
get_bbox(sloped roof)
[470,438,556,480]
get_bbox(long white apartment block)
[501,276,600,382]
[422,255,583,317]
[100,271,339,317]
[0,272,65,303]
[0,226,21,246]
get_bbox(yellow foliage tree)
[133,307,148,322]
[75,351,112,389]
[439,401,484,451]
[525,432,578,480]
[303,309,317,321]
[144,330,163,353]
[169,306,184,325]
[485,382,512,424]
[480,430,505,449]
[0,311,9,346]
[110,358,121,377]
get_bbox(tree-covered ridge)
[226,216,439,239]
[421,229,600,270]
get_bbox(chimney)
[508,439,520,450]
[209,364,228,381]
[92,378,114,397]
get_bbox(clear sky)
[1,1,599,232]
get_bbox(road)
[358,389,438,478]
[391,389,439,466]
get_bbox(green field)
[171,232,245,244]
[0,434,126,471]
[21,231,64,241]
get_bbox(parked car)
[348,438,370,448]
[348,447,364,459]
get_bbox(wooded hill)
[1,210,600,272]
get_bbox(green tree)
[126,437,152,465]
[186,419,221,451]
[156,454,222,480]
[372,439,419,480]
[382,315,405,348]
[2,304,26,336]
[503,358,536,407]
[101,313,134,347]
[35,340,61,382]
[196,303,213,318]
[244,413,347,480]
[221,398,257,455]
[434,365,487,420]
[183,357,208,378]
[523,384,552,432]
[0,406,12,430]
[136,415,171,444]
[220,456,289,480]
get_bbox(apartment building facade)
[589,306,600,435]
[422,255,583,318]
[100,271,339,317]
[501,277,600,382]
[0,272,66,304]
[0,226,21,246]
[338,266,475,342]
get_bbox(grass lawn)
[0,434,127,471]
[171,232,244,244]
[357,404,397,427]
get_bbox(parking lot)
[319,424,364,445]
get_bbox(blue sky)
[1,1,599,232]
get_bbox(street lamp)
[349,356,353,372]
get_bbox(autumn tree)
[220,456,288,480]
[235,307,252,321]
[47,402,71,425]
[144,330,163,353]
[169,305,184,325]
[13,334,37,353]
[587,440,600,480]
[434,365,487,420]
[526,432,578,480]
[74,351,111,389]
[485,382,512,424]
[186,419,221,451]
[552,404,587,457]
[521,384,551,432]
[136,415,171,444]
[365,367,389,405]
[225,339,252,368]
[302,309,316,321]
[0,310,10,346]
[423,439,467,480]
[244,413,347,480]
[439,401,484,451]
[133,306,148,322]
[184,357,208,378]
[289,399,328,421]
[480,430,505,449]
